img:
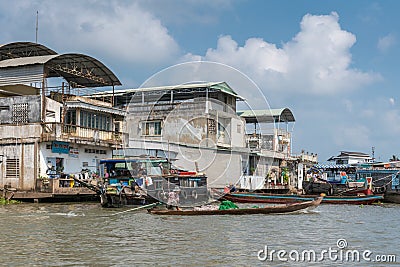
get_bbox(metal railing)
[245,131,291,153]
[41,122,122,143]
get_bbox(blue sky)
[1,0,399,162]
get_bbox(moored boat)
[356,167,400,203]
[97,157,208,208]
[148,196,323,215]
[222,192,383,205]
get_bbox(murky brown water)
[0,202,399,266]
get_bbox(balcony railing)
[41,122,122,144]
[245,132,291,153]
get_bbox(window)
[6,158,19,179]
[142,121,162,136]
[237,123,241,134]
[208,119,216,134]
[46,110,56,118]
[12,103,29,124]
[80,110,111,131]
[84,148,107,154]
[65,110,76,125]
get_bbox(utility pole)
[372,146,375,162]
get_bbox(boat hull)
[148,197,322,215]
[383,192,400,204]
[222,193,383,205]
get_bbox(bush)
[0,197,20,205]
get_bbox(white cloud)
[184,12,380,95]
[377,33,396,53]
[0,1,180,66]
[389,97,395,106]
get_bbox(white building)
[327,151,373,165]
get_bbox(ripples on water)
[0,203,399,266]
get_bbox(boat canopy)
[313,164,354,169]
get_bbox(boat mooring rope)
[109,202,163,216]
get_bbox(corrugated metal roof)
[90,81,244,99]
[0,64,44,86]
[0,55,58,68]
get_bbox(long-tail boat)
[147,196,322,215]
[222,192,383,205]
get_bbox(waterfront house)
[0,42,122,201]
[91,82,318,191]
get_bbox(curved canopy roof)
[0,45,121,88]
[0,42,57,61]
[45,53,121,87]
[237,108,295,123]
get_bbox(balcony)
[245,129,291,153]
[41,122,123,145]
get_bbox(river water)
[0,202,399,266]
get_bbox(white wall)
[39,142,113,176]
[45,97,62,123]
[230,117,246,148]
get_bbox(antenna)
[35,11,38,43]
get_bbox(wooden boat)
[222,192,383,205]
[75,157,209,208]
[147,196,323,216]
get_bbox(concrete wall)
[0,142,37,190]
[229,117,245,148]
[0,124,42,140]
[127,99,245,149]
[129,139,243,188]
[0,95,41,124]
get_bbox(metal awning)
[66,100,125,116]
[237,108,295,123]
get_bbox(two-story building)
[0,42,122,201]
[91,82,317,191]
